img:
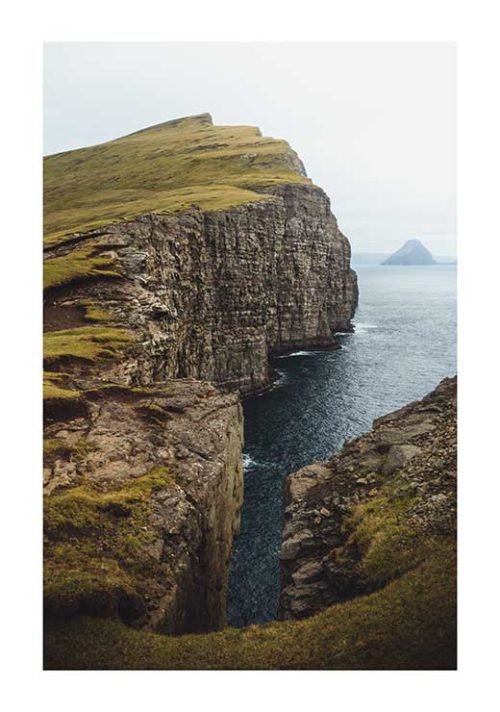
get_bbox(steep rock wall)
[45,183,357,394]
[279,377,457,622]
[43,115,358,639]
[44,379,243,633]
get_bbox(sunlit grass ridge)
[44,112,311,246]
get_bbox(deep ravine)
[227,264,456,627]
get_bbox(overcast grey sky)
[44,42,456,256]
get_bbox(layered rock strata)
[44,183,357,395]
[279,377,457,621]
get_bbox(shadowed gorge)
[227,264,456,626]
[45,379,456,669]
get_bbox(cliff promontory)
[44,113,358,394]
[43,114,358,644]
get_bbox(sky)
[44,42,456,256]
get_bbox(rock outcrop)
[279,377,456,622]
[44,190,357,395]
[44,379,243,633]
[382,238,436,265]
[43,114,357,637]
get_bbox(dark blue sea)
[227,264,457,628]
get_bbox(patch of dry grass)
[44,113,310,245]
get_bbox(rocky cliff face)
[279,377,456,623]
[43,114,358,637]
[44,182,357,395]
[44,379,243,633]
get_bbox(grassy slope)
[43,326,133,409]
[43,244,122,290]
[44,112,310,246]
[45,543,456,670]
[44,447,456,670]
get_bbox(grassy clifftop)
[44,112,311,246]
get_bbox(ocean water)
[227,264,457,628]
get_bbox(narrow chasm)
[227,264,456,627]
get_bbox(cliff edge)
[44,113,358,395]
[43,115,357,640]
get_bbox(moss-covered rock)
[43,379,244,635]
[44,467,176,620]
[43,244,122,291]
[43,325,133,364]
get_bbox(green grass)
[45,466,175,537]
[43,437,71,458]
[43,325,133,364]
[44,467,176,619]
[44,542,456,670]
[43,244,122,291]
[333,465,455,588]
[44,113,311,245]
[43,371,80,401]
[43,326,133,410]
[80,300,115,323]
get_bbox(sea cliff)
[43,114,357,638]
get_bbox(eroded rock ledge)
[44,183,357,395]
[44,379,243,633]
[279,377,457,621]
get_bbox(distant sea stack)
[382,239,436,266]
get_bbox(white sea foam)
[354,323,378,333]
[242,453,271,470]
[277,350,317,358]
[272,369,288,387]
[242,453,256,469]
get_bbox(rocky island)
[43,113,455,669]
[382,239,436,265]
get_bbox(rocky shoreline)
[279,377,457,622]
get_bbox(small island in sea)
[382,239,436,265]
